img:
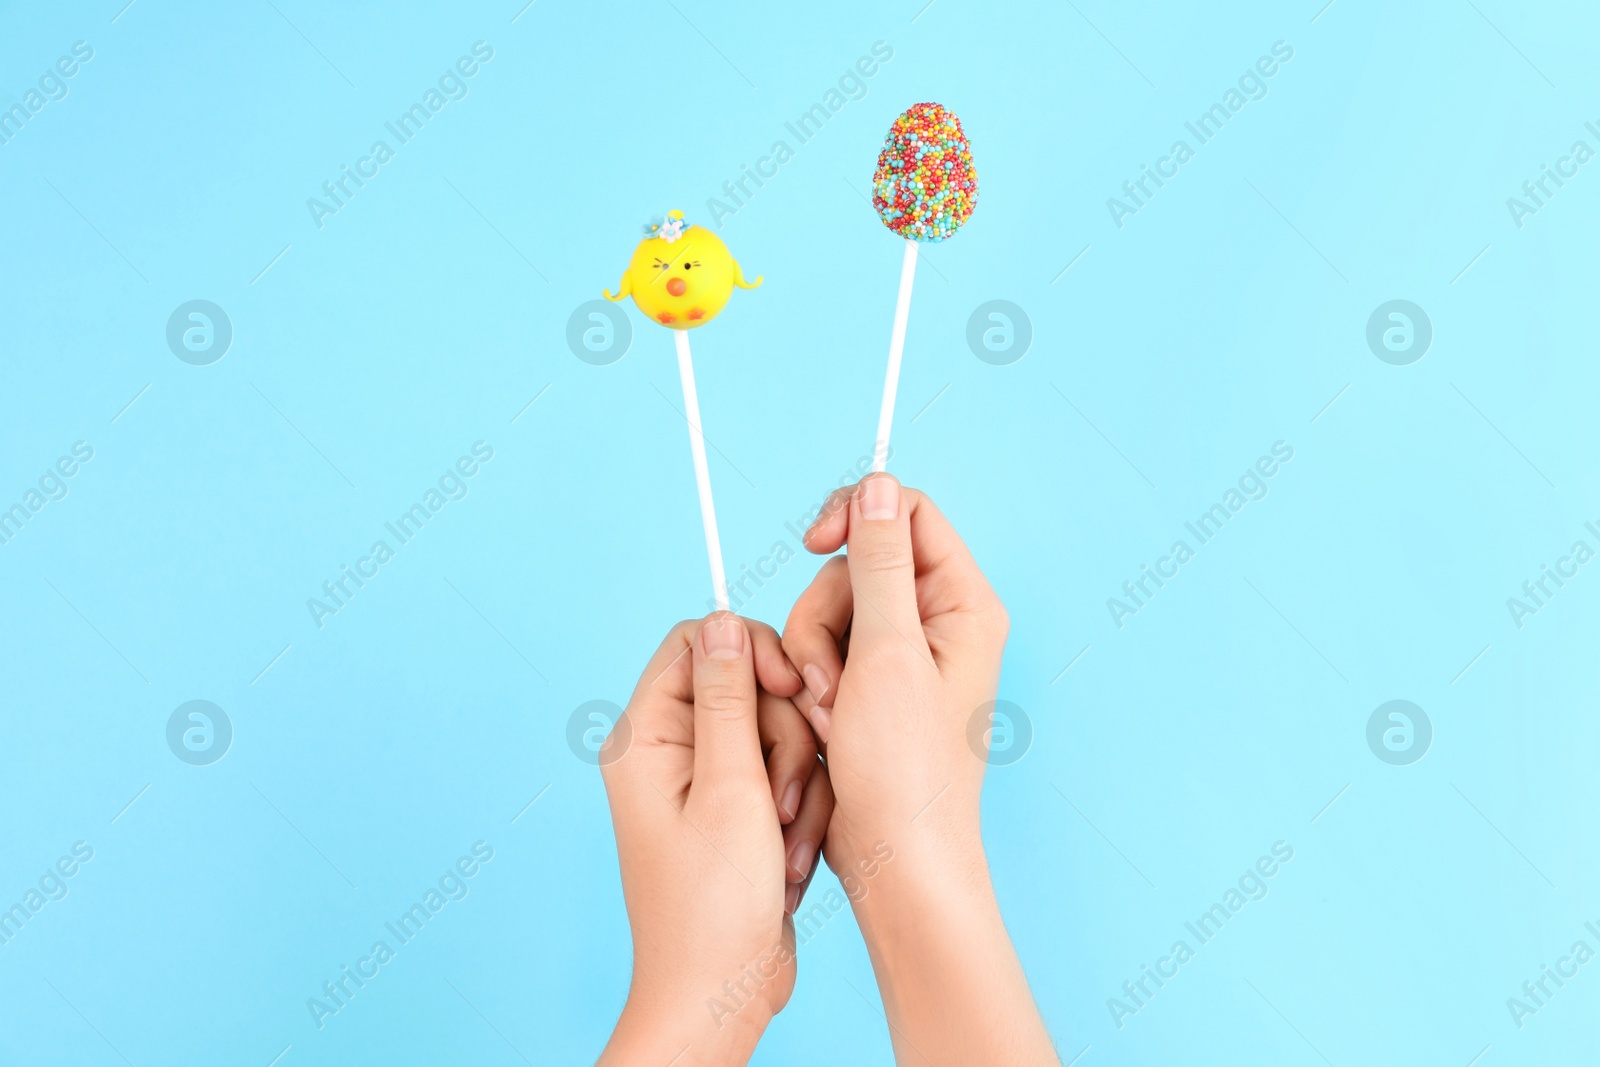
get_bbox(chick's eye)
[682,263,692,270]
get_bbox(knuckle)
[987,596,1010,641]
[779,727,818,766]
[781,627,823,663]
[964,581,1009,642]
[696,676,752,719]
[852,538,913,576]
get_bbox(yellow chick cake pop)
[599,209,762,612]
[604,210,761,328]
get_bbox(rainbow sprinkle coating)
[871,102,977,243]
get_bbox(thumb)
[845,474,929,656]
[690,613,765,793]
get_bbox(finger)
[689,612,765,792]
[813,482,992,600]
[893,488,999,619]
[810,481,1000,636]
[782,556,852,741]
[786,848,820,916]
[758,691,817,824]
[782,758,834,888]
[621,619,698,727]
[843,474,928,654]
[801,485,855,555]
[747,617,803,699]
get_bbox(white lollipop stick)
[674,328,730,612]
[871,237,920,472]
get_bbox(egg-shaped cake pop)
[604,210,761,329]
[872,103,977,243]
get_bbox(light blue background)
[2,0,1597,1064]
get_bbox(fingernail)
[702,616,745,659]
[804,702,832,744]
[780,779,802,822]
[860,476,899,521]
[801,664,832,709]
[788,840,815,883]
[784,883,800,915]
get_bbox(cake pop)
[867,104,979,471]
[605,210,761,329]
[603,210,761,611]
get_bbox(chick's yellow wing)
[732,259,762,290]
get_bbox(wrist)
[846,847,1053,1061]
[845,830,1005,979]
[846,846,1060,1066]
[851,832,995,931]
[836,809,988,911]
[601,982,771,1066]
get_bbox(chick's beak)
[666,276,687,296]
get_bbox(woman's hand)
[597,614,834,1067]
[784,474,1008,870]
[783,475,1058,1066]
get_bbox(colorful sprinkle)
[872,103,977,243]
